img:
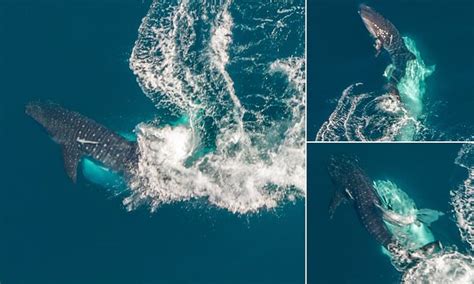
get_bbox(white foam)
[316,37,432,141]
[316,84,423,141]
[126,1,305,214]
[402,251,474,284]
[125,122,304,214]
[208,0,248,147]
[269,57,306,95]
[451,144,474,251]
[129,0,196,111]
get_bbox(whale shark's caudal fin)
[416,209,445,226]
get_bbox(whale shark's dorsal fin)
[62,144,81,183]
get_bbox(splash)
[402,251,474,284]
[451,144,474,251]
[316,84,420,141]
[395,37,435,117]
[126,0,304,213]
[316,37,434,141]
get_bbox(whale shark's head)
[26,101,70,141]
[328,154,362,187]
[328,154,359,172]
[358,4,391,41]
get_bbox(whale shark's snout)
[358,4,383,39]
[358,3,374,16]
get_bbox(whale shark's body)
[358,4,416,89]
[328,155,394,247]
[26,102,139,182]
[328,155,442,271]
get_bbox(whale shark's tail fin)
[416,209,445,226]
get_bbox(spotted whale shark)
[328,155,394,247]
[358,4,416,89]
[26,102,139,183]
[328,155,441,270]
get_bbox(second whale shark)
[328,155,442,271]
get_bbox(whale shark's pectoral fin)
[329,189,347,219]
[374,38,383,57]
[62,145,81,183]
[416,209,445,226]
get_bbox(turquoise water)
[394,37,435,118]
[0,0,304,283]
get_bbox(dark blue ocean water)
[308,143,468,283]
[308,0,474,141]
[0,1,304,283]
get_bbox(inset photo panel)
[307,142,474,283]
[308,0,474,141]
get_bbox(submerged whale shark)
[359,4,416,87]
[26,102,139,183]
[328,155,441,271]
[373,180,445,265]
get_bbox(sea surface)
[308,143,474,283]
[0,0,305,283]
[308,0,474,141]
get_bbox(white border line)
[304,0,308,281]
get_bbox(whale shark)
[26,102,139,183]
[328,155,442,271]
[328,155,394,247]
[358,4,416,88]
